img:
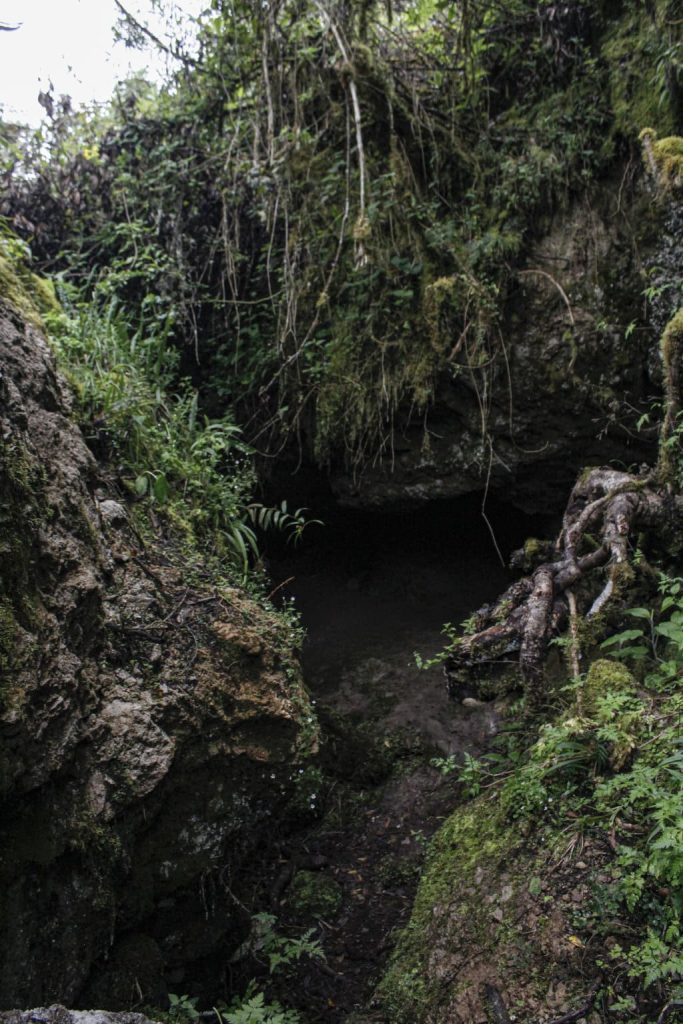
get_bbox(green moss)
[0,251,59,329]
[604,5,679,140]
[524,538,545,561]
[378,802,517,1023]
[514,537,555,572]
[653,136,683,185]
[640,129,683,189]
[422,276,459,353]
[286,870,343,920]
[582,658,636,717]
[659,309,683,483]
[662,307,683,351]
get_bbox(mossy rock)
[286,869,343,920]
[0,250,59,330]
[582,658,636,716]
[378,802,518,1023]
[640,129,683,190]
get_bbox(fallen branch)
[657,1001,683,1024]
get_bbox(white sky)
[0,0,205,126]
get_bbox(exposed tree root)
[656,1000,683,1024]
[446,467,683,708]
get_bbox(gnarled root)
[446,467,683,708]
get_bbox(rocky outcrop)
[0,1008,160,1024]
[0,300,316,1009]
[329,182,664,512]
[378,799,607,1024]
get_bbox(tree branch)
[113,0,199,69]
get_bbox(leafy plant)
[217,914,324,1024]
[47,293,318,576]
[487,574,683,998]
[250,912,324,975]
[457,752,484,797]
[248,502,322,546]
[168,994,200,1022]
[217,985,302,1024]
[601,574,683,690]
[430,754,458,776]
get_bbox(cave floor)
[247,498,540,1021]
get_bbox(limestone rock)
[0,1009,161,1024]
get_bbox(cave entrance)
[267,492,548,754]
[246,492,550,1021]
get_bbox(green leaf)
[655,622,683,643]
[601,629,645,647]
[607,645,649,660]
[153,473,169,503]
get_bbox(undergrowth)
[47,289,314,578]
[452,573,683,1019]
[162,913,323,1024]
[3,0,681,474]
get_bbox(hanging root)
[658,309,683,483]
[446,467,683,708]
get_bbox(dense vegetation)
[2,0,681,476]
[1,0,683,1021]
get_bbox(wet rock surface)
[0,303,314,1009]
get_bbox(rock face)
[0,1008,160,1024]
[329,183,663,512]
[0,301,315,1009]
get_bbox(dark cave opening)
[266,491,553,748]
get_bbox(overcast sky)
[0,0,204,126]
